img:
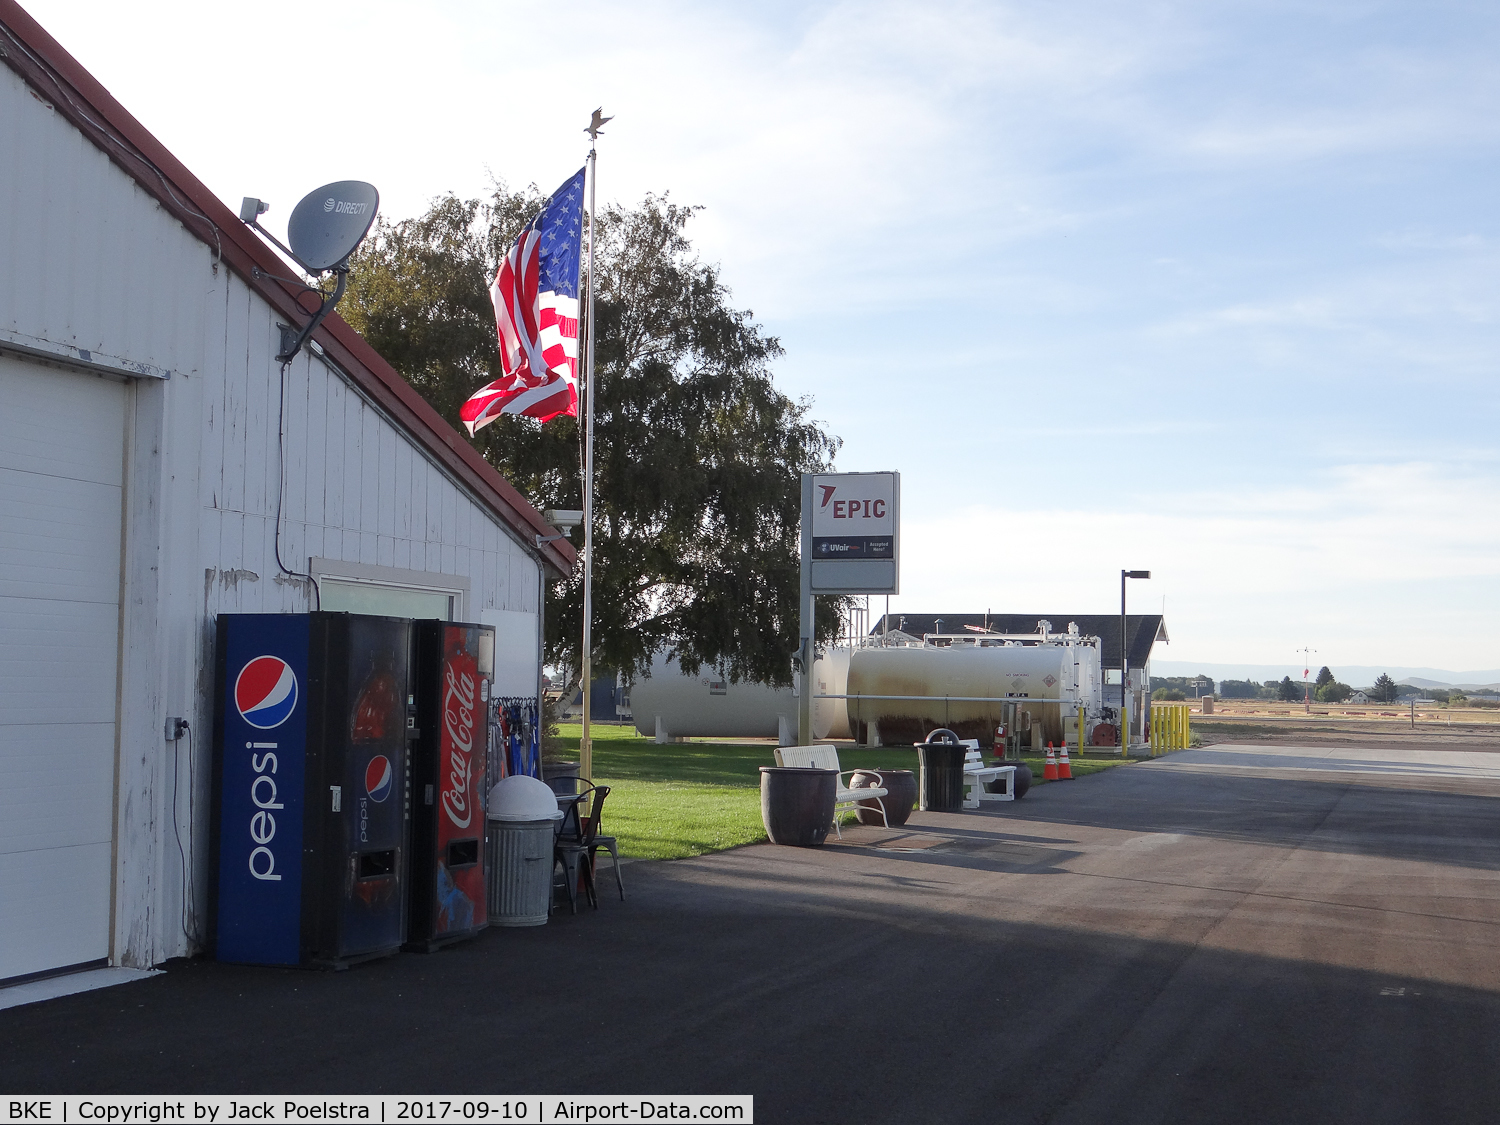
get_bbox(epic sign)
[805,472,900,594]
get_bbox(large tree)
[342,184,846,685]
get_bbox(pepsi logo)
[235,656,299,729]
[365,755,393,802]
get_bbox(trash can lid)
[921,728,963,746]
[488,775,564,821]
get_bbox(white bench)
[775,745,889,837]
[962,741,1016,808]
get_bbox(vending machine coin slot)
[447,839,480,867]
[358,850,396,879]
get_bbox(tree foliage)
[1217,679,1260,699]
[1277,675,1304,702]
[1151,674,1216,696]
[1371,673,1399,703]
[1316,681,1352,703]
[342,184,846,685]
[1314,665,1334,687]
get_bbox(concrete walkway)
[4,742,1500,1123]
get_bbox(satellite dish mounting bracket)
[239,181,379,363]
[276,267,347,363]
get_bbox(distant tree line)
[1150,674,1217,701]
[1166,667,1380,703]
[1153,668,1498,706]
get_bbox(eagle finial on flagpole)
[585,108,612,141]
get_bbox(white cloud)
[889,460,1500,668]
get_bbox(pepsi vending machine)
[210,612,414,968]
[406,620,496,951]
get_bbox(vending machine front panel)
[212,614,311,966]
[408,621,492,949]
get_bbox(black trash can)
[759,766,837,847]
[917,730,966,812]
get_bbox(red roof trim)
[0,0,575,578]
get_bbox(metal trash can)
[917,729,966,812]
[486,775,563,927]
[542,760,581,797]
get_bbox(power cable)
[274,358,320,609]
[171,720,200,949]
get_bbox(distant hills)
[1152,661,1500,692]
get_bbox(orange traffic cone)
[1058,745,1074,780]
[1043,743,1059,780]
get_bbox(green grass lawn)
[549,723,1126,861]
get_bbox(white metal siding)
[0,355,124,981]
[192,282,535,625]
[0,66,205,379]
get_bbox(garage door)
[0,355,124,982]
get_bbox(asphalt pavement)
[4,741,1500,1124]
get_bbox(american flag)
[461,168,586,431]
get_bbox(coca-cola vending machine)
[406,620,495,950]
[210,612,415,968]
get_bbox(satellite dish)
[286,180,379,271]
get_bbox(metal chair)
[582,788,625,902]
[553,783,605,913]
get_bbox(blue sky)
[26,0,1500,674]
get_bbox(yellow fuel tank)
[846,644,1070,746]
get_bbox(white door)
[0,355,124,981]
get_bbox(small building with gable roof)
[0,1,572,984]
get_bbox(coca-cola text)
[440,662,475,829]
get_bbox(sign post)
[798,472,900,745]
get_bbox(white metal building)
[0,3,574,985]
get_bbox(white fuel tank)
[846,644,1072,746]
[629,649,850,744]
[810,646,851,741]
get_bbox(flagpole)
[579,111,605,783]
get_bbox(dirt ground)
[1189,697,1500,752]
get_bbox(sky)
[23,0,1500,677]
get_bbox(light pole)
[1121,570,1150,751]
